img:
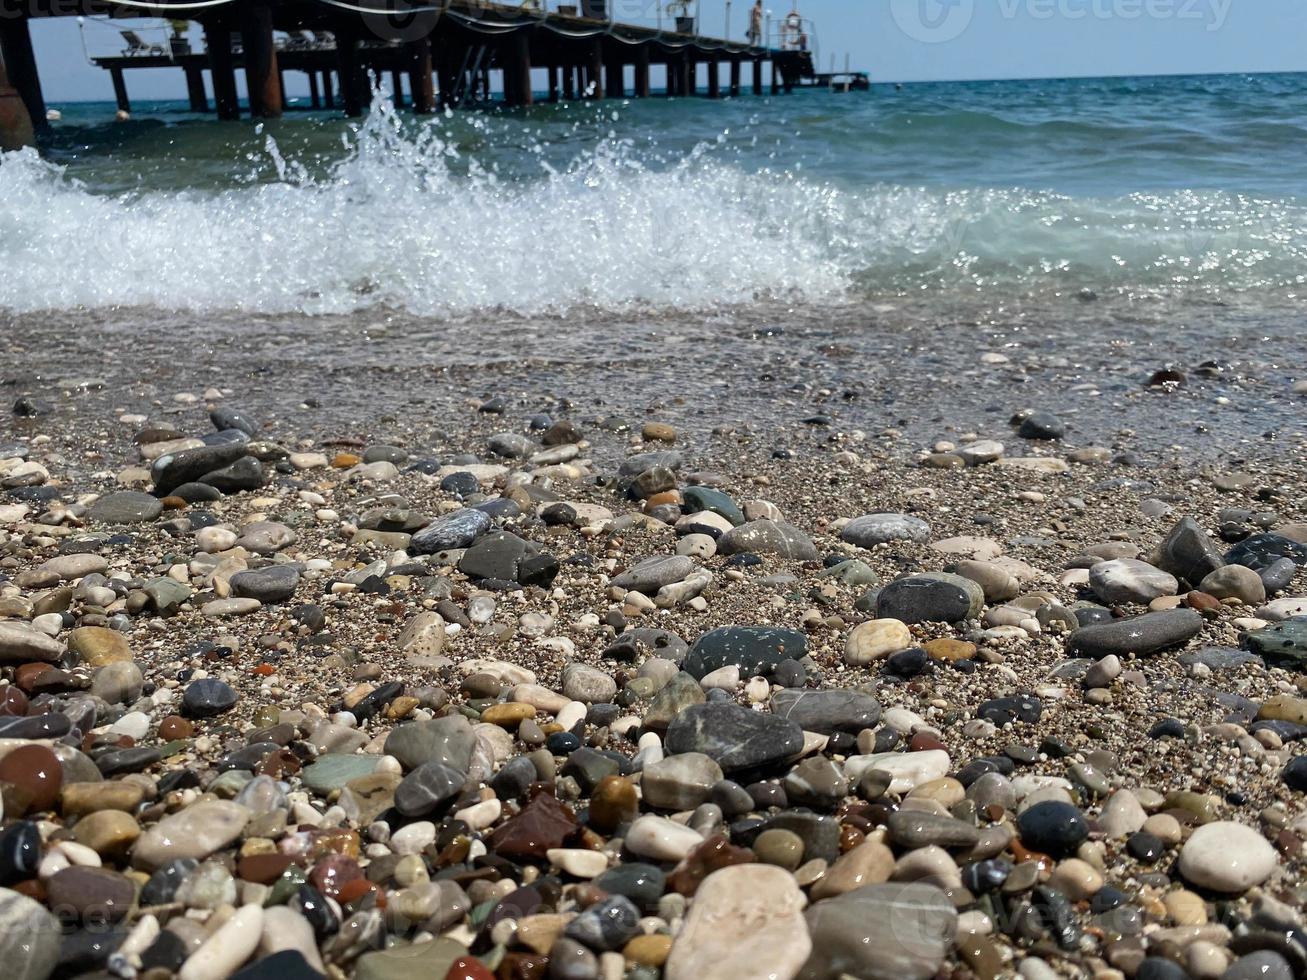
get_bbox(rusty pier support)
[240,3,282,118]
[0,51,34,149]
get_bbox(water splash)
[2,90,1306,315]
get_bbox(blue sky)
[24,0,1307,103]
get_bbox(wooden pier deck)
[1,1,814,129]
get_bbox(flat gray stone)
[383,715,476,773]
[841,514,931,548]
[801,882,957,980]
[87,491,163,524]
[769,689,882,734]
[1089,558,1178,605]
[665,703,804,774]
[229,564,301,604]
[410,508,491,554]
[611,555,695,594]
[1067,609,1203,658]
[717,520,819,560]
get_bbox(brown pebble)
[625,934,673,966]
[924,638,977,662]
[909,731,948,752]
[588,775,638,833]
[839,825,866,853]
[157,715,194,740]
[0,743,63,813]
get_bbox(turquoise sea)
[3,73,1307,316]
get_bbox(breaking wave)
[2,91,1306,315]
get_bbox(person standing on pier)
[747,0,763,45]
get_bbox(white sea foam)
[2,94,1305,315]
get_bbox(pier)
[1,1,816,134]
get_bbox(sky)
[21,0,1307,104]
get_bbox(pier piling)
[585,39,603,99]
[409,38,435,114]
[0,15,46,130]
[109,67,130,114]
[634,46,650,98]
[185,64,209,113]
[0,51,35,150]
[504,31,532,107]
[240,3,282,118]
[334,24,365,117]
[204,20,240,120]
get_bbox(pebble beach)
[0,322,1304,980]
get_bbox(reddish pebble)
[1185,591,1222,614]
[0,743,63,812]
[11,879,46,902]
[308,853,363,899]
[446,956,496,980]
[909,731,948,752]
[157,715,193,740]
[334,877,377,906]
[667,834,754,896]
[0,685,29,716]
[14,663,54,692]
[257,749,302,778]
[237,852,295,884]
[839,825,865,853]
